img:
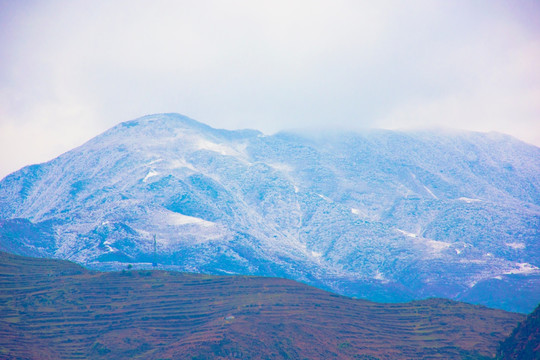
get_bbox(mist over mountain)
[1,113,539,312]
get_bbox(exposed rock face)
[1,113,539,312]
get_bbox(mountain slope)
[0,251,525,360]
[497,304,540,359]
[0,113,539,312]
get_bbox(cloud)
[1,0,539,178]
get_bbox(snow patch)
[505,242,525,250]
[196,139,241,156]
[396,229,417,238]
[169,158,196,171]
[458,197,481,203]
[217,269,238,275]
[423,185,438,199]
[374,271,388,283]
[425,239,451,253]
[397,229,451,257]
[143,169,159,183]
[318,194,332,202]
[165,211,215,227]
[102,240,114,252]
[267,162,294,173]
[147,158,163,165]
[460,259,487,264]
[504,262,539,275]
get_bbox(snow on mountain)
[1,113,539,312]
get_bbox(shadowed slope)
[497,304,540,359]
[0,251,524,360]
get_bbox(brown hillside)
[0,251,524,360]
[497,304,540,359]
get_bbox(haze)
[1,0,539,179]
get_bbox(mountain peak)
[120,113,213,131]
[101,113,262,143]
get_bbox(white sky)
[1,0,539,179]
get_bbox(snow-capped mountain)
[1,113,539,312]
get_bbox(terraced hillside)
[0,251,524,359]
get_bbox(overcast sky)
[1,0,539,179]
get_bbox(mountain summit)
[1,113,539,312]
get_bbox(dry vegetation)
[0,251,524,359]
